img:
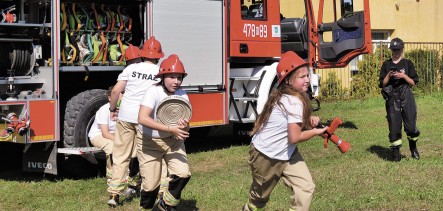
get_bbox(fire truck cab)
[0,0,371,175]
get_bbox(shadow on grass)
[0,124,250,181]
[0,153,106,182]
[322,120,358,129]
[186,134,250,154]
[367,145,401,162]
[178,199,199,211]
[0,168,64,182]
[340,121,358,129]
[186,125,251,154]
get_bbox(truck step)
[230,76,261,81]
[233,97,258,101]
[230,118,256,123]
[57,147,103,155]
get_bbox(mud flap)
[22,142,58,175]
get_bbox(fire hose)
[156,96,192,127]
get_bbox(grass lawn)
[1,94,442,210]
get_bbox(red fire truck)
[0,0,371,175]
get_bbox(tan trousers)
[137,135,191,192]
[90,135,113,178]
[159,159,169,194]
[107,120,140,194]
[247,144,315,211]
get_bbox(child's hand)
[388,71,395,77]
[310,116,320,128]
[177,119,190,132]
[110,110,118,121]
[315,126,329,136]
[170,124,190,141]
[392,71,405,79]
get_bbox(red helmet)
[140,36,164,59]
[157,54,187,78]
[124,44,141,61]
[276,51,308,86]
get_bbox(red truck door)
[316,0,372,68]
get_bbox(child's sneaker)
[123,186,138,201]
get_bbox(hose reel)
[0,42,35,77]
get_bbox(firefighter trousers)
[137,135,191,206]
[91,135,113,179]
[107,120,140,195]
[246,144,315,211]
[384,85,420,142]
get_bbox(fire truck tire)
[62,89,108,178]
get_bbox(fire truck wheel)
[62,89,108,178]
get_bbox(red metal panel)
[188,93,226,127]
[230,41,281,57]
[230,0,281,58]
[29,100,56,142]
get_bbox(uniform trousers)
[107,120,140,194]
[247,144,315,211]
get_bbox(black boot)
[409,139,420,160]
[391,146,402,162]
[157,197,177,211]
[140,187,160,210]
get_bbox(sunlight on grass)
[1,95,442,210]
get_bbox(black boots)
[390,138,420,162]
[391,146,402,162]
[409,139,420,160]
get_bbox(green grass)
[1,94,443,210]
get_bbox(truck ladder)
[229,71,266,123]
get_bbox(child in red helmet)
[107,36,164,207]
[243,51,328,211]
[137,54,191,210]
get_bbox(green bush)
[350,45,390,98]
[320,71,348,100]
[405,49,441,94]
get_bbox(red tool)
[1,5,17,23]
[322,117,351,153]
[1,112,30,138]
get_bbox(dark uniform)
[379,38,420,161]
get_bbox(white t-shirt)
[139,85,189,138]
[88,103,116,139]
[117,62,160,123]
[251,94,303,161]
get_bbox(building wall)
[369,0,443,42]
[281,0,443,42]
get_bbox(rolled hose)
[156,95,192,126]
[2,42,34,76]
